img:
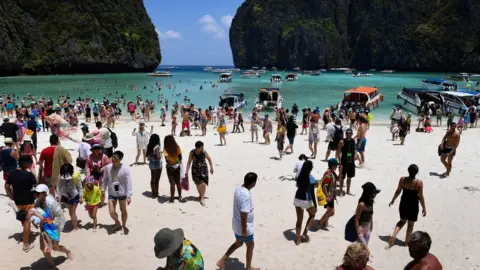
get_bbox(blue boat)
[421,78,457,90]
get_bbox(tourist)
[250,112,261,143]
[132,120,153,164]
[293,160,316,245]
[325,119,343,161]
[354,182,380,246]
[300,109,309,135]
[86,143,110,206]
[398,117,410,145]
[404,231,443,269]
[283,115,298,154]
[96,121,113,157]
[317,158,339,229]
[160,107,166,127]
[164,135,183,202]
[0,118,19,146]
[146,134,162,198]
[468,104,476,128]
[354,116,368,165]
[424,117,433,133]
[92,103,100,123]
[232,109,240,133]
[294,154,308,179]
[446,111,454,129]
[51,142,72,195]
[83,176,101,231]
[85,104,91,123]
[2,137,19,180]
[74,132,92,172]
[308,120,320,159]
[26,114,38,149]
[216,113,227,146]
[32,184,72,265]
[217,172,259,270]
[4,155,36,252]
[38,134,60,194]
[337,128,356,195]
[181,110,191,136]
[199,108,207,136]
[262,114,272,145]
[388,164,426,248]
[57,163,83,231]
[438,122,460,177]
[154,228,204,269]
[337,243,374,270]
[275,120,286,160]
[185,141,214,206]
[436,106,443,127]
[171,109,178,136]
[103,151,132,235]
[457,114,464,134]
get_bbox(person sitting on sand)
[388,164,426,248]
[185,141,214,206]
[438,122,460,177]
[217,172,259,270]
[337,243,374,270]
[32,184,72,265]
[404,231,442,270]
[154,228,204,270]
[293,160,317,245]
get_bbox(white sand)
[1,118,479,269]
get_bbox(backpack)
[333,126,343,143]
[106,127,118,149]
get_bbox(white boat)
[344,69,353,74]
[302,70,321,76]
[218,72,232,83]
[353,72,373,77]
[204,67,213,71]
[228,68,241,72]
[148,71,172,77]
[252,66,259,70]
[396,88,443,114]
[254,88,283,111]
[381,69,395,73]
[445,73,470,82]
[211,68,230,73]
[441,91,477,115]
[257,69,268,74]
[285,73,298,81]
[270,74,282,83]
[219,90,247,110]
[341,86,384,110]
[241,70,260,78]
[421,78,457,90]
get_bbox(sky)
[144,0,245,66]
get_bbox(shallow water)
[0,66,469,120]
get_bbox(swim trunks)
[356,138,367,152]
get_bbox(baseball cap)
[328,158,339,167]
[32,184,49,193]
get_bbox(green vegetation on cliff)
[229,0,480,71]
[0,0,161,76]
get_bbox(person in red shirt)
[38,134,59,195]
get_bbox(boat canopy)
[259,88,280,92]
[442,91,475,97]
[422,78,446,85]
[345,86,378,95]
[402,87,436,93]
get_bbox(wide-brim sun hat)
[154,228,184,259]
[4,137,14,144]
[362,182,381,194]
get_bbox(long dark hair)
[164,135,179,156]
[296,160,313,188]
[60,163,74,177]
[358,190,375,206]
[146,134,161,156]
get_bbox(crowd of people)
[0,91,458,270]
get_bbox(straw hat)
[4,137,14,144]
[83,132,94,141]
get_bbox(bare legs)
[135,149,147,164]
[309,142,318,158]
[196,183,207,206]
[150,169,162,198]
[108,199,129,234]
[318,206,334,228]
[388,219,415,248]
[251,130,258,142]
[167,167,182,202]
[67,204,78,231]
[87,207,98,231]
[440,154,454,176]
[219,133,226,145]
[40,232,72,267]
[295,206,316,245]
[217,239,259,270]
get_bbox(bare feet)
[122,227,130,235]
[112,223,122,232]
[200,200,206,207]
[67,251,73,260]
[295,236,301,246]
[387,237,395,249]
[216,259,226,269]
[301,234,310,243]
[169,197,174,203]
[23,243,34,253]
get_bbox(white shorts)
[293,198,314,209]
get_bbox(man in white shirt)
[217,173,259,270]
[96,121,113,157]
[103,151,132,235]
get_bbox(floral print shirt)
[166,239,204,270]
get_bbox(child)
[424,117,433,133]
[464,113,470,130]
[83,176,101,231]
[57,163,83,231]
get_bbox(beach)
[1,116,479,269]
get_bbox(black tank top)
[341,139,356,165]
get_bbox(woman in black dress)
[388,164,427,248]
[185,141,214,206]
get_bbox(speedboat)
[445,73,470,82]
[469,74,480,81]
[218,72,232,83]
[148,71,172,77]
[257,68,268,74]
[204,67,213,71]
[252,66,259,70]
[353,72,373,77]
[254,88,283,111]
[270,74,282,83]
[219,90,247,110]
[396,88,443,114]
[381,70,395,73]
[302,70,321,76]
[441,91,477,115]
[285,73,298,81]
[241,70,260,78]
[341,86,383,110]
[421,78,457,90]
[211,68,230,73]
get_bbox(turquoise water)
[0,66,470,120]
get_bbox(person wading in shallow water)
[438,122,460,177]
[387,164,426,248]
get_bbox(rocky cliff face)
[230,0,480,72]
[0,0,161,76]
